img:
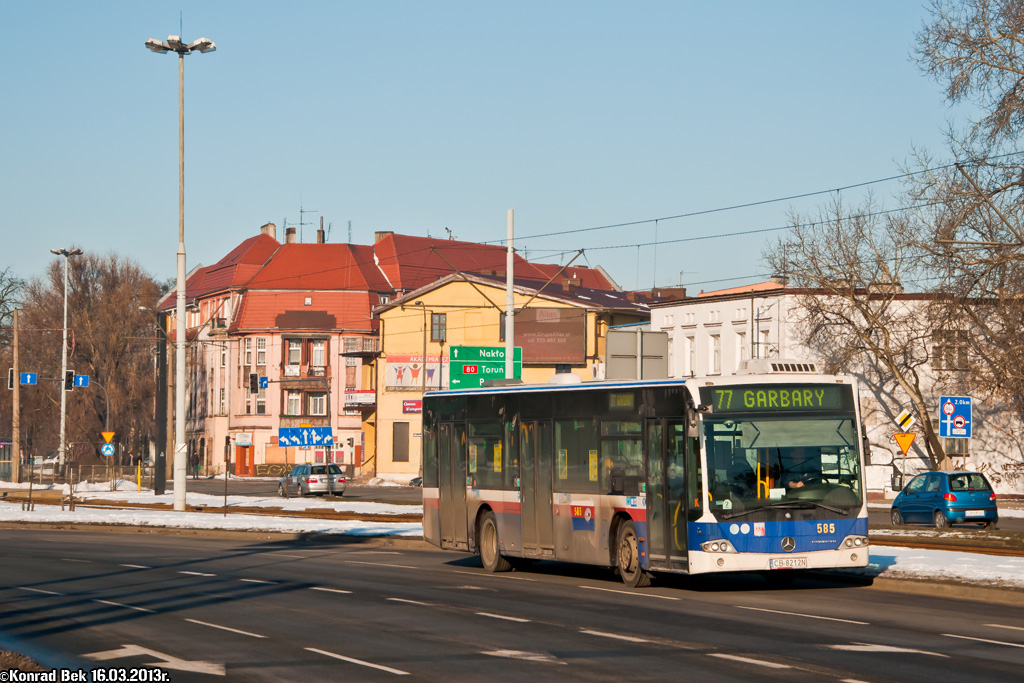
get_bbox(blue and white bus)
[421,364,869,587]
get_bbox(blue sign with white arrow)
[74,375,89,388]
[20,373,36,386]
[259,376,269,389]
[939,395,972,439]
[278,427,334,447]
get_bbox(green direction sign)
[449,346,523,388]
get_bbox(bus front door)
[645,418,689,571]
[520,421,555,557]
[438,422,469,550]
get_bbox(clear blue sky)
[1,2,962,293]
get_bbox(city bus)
[421,363,869,587]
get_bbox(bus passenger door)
[520,420,554,557]
[438,423,469,550]
[645,418,689,571]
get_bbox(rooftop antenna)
[445,227,455,241]
[348,220,352,244]
[327,222,333,242]
[299,203,318,243]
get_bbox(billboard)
[515,307,586,363]
[385,355,449,391]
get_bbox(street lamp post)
[50,247,82,471]
[145,34,215,511]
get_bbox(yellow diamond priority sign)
[101,431,115,444]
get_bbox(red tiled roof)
[697,281,785,297]
[528,263,615,290]
[246,243,391,291]
[373,233,554,291]
[231,291,380,332]
[161,234,280,310]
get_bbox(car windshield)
[948,473,991,491]
[310,465,342,475]
[704,415,862,517]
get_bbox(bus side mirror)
[610,467,625,495]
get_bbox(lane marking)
[306,647,409,675]
[452,570,536,582]
[119,564,151,569]
[310,587,353,594]
[178,571,216,577]
[986,623,1024,633]
[944,633,1024,649]
[84,644,224,675]
[18,587,65,596]
[828,643,947,657]
[345,560,416,569]
[270,554,306,559]
[387,598,432,606]
[736,605,869,625]
[482,650,564,664]
[709,653,791,669]
[477,612,530,623]
[92,599,155,614]
[353,551,402,555]
[240,579,277,584]
[185,618,266,639]
[580,629,650,643]
[578,585,679,601]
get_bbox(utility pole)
[12,308,20,483]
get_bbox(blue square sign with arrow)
[278,427,334,447]
[939,395,971,439]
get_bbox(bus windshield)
[703,415,862,517]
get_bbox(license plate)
[769,557,807,569]
[965,510,985,517]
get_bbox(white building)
[650,280,1024,497]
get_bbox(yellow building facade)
[372,274,651,481]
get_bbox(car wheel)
[891,508,904,526]
[479,511,512,572]
[616,520,651,588]
[278,483,286,497]
[298,485,306,498]
[981,521,993,530]
[934,510,949,529]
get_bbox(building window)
[735,332,747,369]
[686,336,696,376]
[943,437,969,457]
[286,391,302,416]
[710,335,721,374]
[309,393,327,416]
[287,339,302,365]
[345,337,358,353]
[219,388,226,415]
[256,338,267,366]
[244,338,252,366]
[759,329,771,358]
[932,330,969,371]
[256,385,266,415]
[220,345,227,368]
[311,340,326,367]
[379,294,390,305]
[431,313,446,342]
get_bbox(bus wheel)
[616,520,651,588]
[479,511,512,572]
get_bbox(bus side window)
[687,436,702,521]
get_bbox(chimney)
[317,217,326,244]
[285,227,297,244]
[374,231,394,243]
[260,222,277,240]
[770,275,790,286]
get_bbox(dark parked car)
[408,476,422,487]
[279,464,346,497]
[891,471,997,529]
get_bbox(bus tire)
[616,520,651,588]
[479,511,512,572]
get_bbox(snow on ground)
[0,502,422,537]
[863,546,1024,588]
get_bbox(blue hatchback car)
[891,471,998,529]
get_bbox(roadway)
[1,528,1022,681]
[173,478,1024,533]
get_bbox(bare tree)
[17,253,162,461]
[765,197,949,470]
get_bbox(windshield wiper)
[721,499,846,519]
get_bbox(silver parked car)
[279,464,346,497]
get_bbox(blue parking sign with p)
[939,396,971,439]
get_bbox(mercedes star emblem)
[781,537,796,552]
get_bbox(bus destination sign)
[699,384,851,413]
